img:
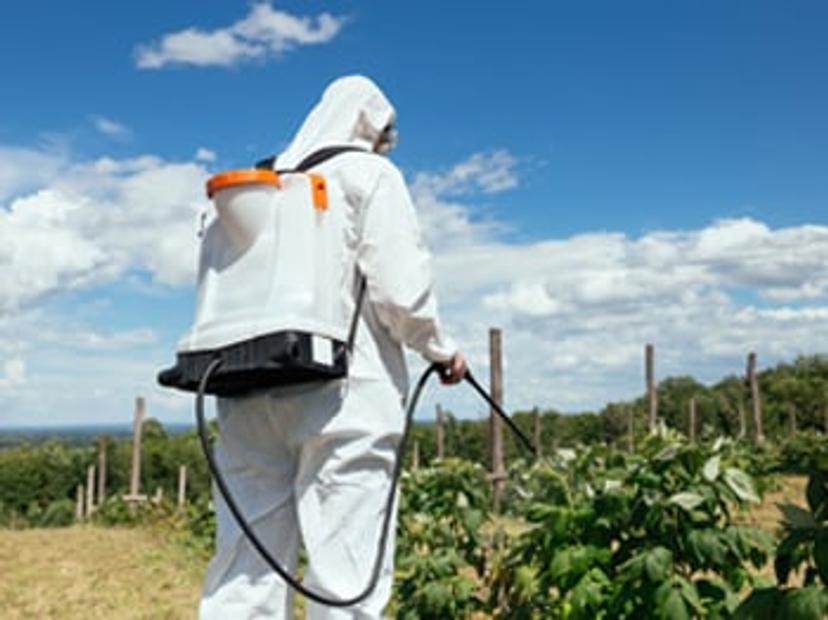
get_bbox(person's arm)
[356,162,461,375]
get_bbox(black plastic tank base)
[158,331,348,397]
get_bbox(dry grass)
[0,477,810,618]
[0,525,205,619]
[741,475,808,532]
[741,475,809,586]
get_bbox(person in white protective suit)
[199,75,466,619]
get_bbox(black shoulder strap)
[255,145,367,173]
[346,274,367,353]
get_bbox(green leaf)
[688,529,728,567]
[569,568,610,613]
[654,444,681,463]
[775,551,793,585]
[512,565,540,602]
[669,491,705,511]
[815,528,828,585]
[733,587,783,620]
[645,547,673,583]
[655,580,690,620]
[724,468,760,503]
[703,454,722,482]
[806,472,827,521]
[780,503,818,530]
[675,576,705,614]
[778,586,828,620]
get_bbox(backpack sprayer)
[158,148,535,607]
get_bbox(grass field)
[0,526,205,619]
[0,476,809,618]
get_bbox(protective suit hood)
[277,75,396,169]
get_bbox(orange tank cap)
[206,169,281,199]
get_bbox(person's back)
[200,75,464,619]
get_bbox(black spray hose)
[195,359,535,608]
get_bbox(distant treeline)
[1,354,826,526]
[0,424,191,450]
[409,354,828,467]
[0,420,210,527]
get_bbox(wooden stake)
[177,465,188,509]
[628,405,635,452]
[646,344,657,433]
[124,396,148,509]
[746,353,764,443]
[97,437,107,506]
[489,328,505,512]
[412,440,420,470]
[688,397,697,443]
[788,405,797,437]
[75,484,84,521]
[85,465,95,517]
[436,404,445,460]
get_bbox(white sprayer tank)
[178,169,348,354]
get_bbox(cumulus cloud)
[410,150,516,249]
[135,3,346,69]
[0,146,68,203]
[407,151,828,413]
[1,143,827,424]
[0,357,25,391]
[195,147,217,162]
[92,116,131,139]
[0,148,208,313]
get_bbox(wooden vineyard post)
[178,465,188,509]
[688,397,697,443]
[412,440,420,470]
[489,328,506,513]
[646,344,657,433]
[533,407,542,459]
[436,404,445,460]
[97,437,107,506]
[85,465,95,517]
[746,353,764,443]
[124,396,147,509]
[75,484,84,521]
[788,406,798,437]
[627,405,635,453]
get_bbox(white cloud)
[195,147,217,162]
[407,152,828,414]
[0,148,208,313]
[0,357,25,391]
[410,151,516,249]
[1,144,827,425]
[412,149,518,198]
[92,116,130,139]
[134,3,346,69]
[0,146,68,203]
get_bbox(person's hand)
[439,352,467,385]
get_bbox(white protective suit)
[199,76,457,619]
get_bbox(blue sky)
[1,2,827,427]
